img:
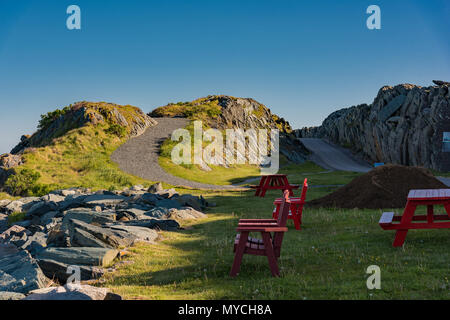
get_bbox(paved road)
[299,138,372,173]
[438,177,450,187]
[111,118,244,190]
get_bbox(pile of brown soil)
[308,165,448,209]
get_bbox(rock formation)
[297,82,450,171]
[0,183,209,299]
[151,95,309,165]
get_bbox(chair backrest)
[300,178,308,202]
[276,189,291,227]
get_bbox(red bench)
[273,178,308,230]
[379,189,450,247]
[249,174,299,197]
[230,190,291,277]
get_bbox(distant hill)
[151,95,309,164]
[0,102,157,196]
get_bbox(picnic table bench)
[379,189,450,247]
[230,190,291,277]
[249,174,299,197]
[272,178,308,230]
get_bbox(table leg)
[427,205,434,224]
[260,176,271,198]
[445,204,450,217]
[393,201,416,247]
[230,231,249,277]
[255,177,266,196]
[282,176,294,196]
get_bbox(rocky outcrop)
[296,82,450,171]
[151,95,309,164]
[0,184,209,298]
[11,102,157,155]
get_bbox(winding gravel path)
[111,118,245,190]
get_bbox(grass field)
[102,168,450,300]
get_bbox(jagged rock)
[297,82,450,171]
[82,194,126,208]
[20,232,48,255]
[36,247,119,267]
[26,201,58,218]
[3,200,24,214]
[156,188,179,199]
[169,207,206,220]
[0,214,8,233]
[70,227,113,248]
[433,80,450,86]
[40,194,66,203]
[135,193,160,205]
[0,154,22,169]
[37,259,104,283]
[61,208,116,230]
[109,219,180,231]
[0,243,19,258]
[0,225,31,245]
[148,182,163,193]
[108,225,158,243]
[24,284,115,300]
[142,207,170,219]
[68,219,135,248]
[0,250,50,294]
[0,291,26,300]
[155,199,181,210]
[0,200,11,208]
[173,194,204,211]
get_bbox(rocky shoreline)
[0,183,209,300]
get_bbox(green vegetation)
[103,168,450,299]
[1,102,152,196]
[8,211,26,225]
[151,98,222,120]
[38,106,71,130]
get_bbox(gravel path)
[111,118,246,190]
[299,138,372,173]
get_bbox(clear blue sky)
[0,0,449,154]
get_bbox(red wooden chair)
[230,190,291,277]
[272,178,308,230]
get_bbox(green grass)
[102,172,450,300]
[8,211,26,225]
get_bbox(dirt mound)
[308,165,448,209]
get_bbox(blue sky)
[0,0,449,154]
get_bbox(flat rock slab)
[24,284,112,300]
[37,259,104,283]
[62,209,116,230]
[36,247,119,267]
[0,291,26,300]
[82,194,126,207]
[0,250,49,294]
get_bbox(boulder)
[136,193,160,206]
[70,227,113,248]
[0,214,8,233]
[112,219,180,231]
[142,207,170,219]
[36,247,119,267]
[82,194,126,208]
[37,259,104,283]
[148,182,163,193]
[0,225,31,245]
[0,250,50,294]
[20,232,48,255]
[3,200,24,214]
[24,284,115,300]
[68,219,136,248]
[0,243,19,258]
[156,188,179,199]
[169,207,206,220]
[155,199,182,210]
[0,200,11,208]
[108,225,158,243]
[173,194,204,211]
[26,201,58,218]
[0,291,25,300]
[61,208,116,230]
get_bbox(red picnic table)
[249,174,299,197]
[272,179,308,230]
[379,189,450,247]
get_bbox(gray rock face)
[26,201,58,218]
[0,250,49,294]
[297,82,450,171]
[0,214,8,233]
[0,291,26,300]
[148,182,163,193]
[61,208,116,230]
[24,284,115,300]
[37,259,104,283]
[36,247,119,267]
